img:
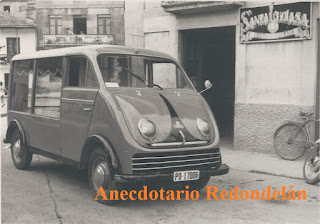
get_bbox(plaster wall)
[0,28,37,55]
[0,28,36,84]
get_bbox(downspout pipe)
[315,18,320,140]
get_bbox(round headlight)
[197,118,211,137]
[138,118,157,140]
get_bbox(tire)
[10,129,33,170]
[303,148,320,185]
[88,147,118,205]
[274,123,308,160]
[183,175,211,191]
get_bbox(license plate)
[173,170,200,182]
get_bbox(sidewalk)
[220,136,304,180]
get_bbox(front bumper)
[114,164,229,183]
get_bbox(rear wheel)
[274,123,308,160]
[88,147,118,205]
[11,129,33,170]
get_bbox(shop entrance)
[180,26,235,137]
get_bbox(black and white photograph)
[0,0,319,223]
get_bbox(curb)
[221,148,304,180]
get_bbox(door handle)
[82,107,92,112]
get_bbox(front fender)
[79,135,120,172]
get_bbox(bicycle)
[274,111,319,160]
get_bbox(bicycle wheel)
[274,123,308,160]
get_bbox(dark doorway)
[6,37,20,63]
[73,16,87,34]
[4,73,9,94]
[180,26,235,137]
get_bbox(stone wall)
[234,104,315,154]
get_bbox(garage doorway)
[180,26,235,137]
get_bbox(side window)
[67,57,98,88]
[34,57,63,118]
[11,60,34,112]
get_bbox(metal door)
[60,88,97,161]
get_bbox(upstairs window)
[97,14,111,35]
[49,15,62,35]
[3,6,10,12]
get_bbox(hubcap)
[92,162,107,189]
[12,139,22,163]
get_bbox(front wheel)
[274,123,308,160]
[303,149,320,185]
[11,129,33,170]
[88,148,118,205]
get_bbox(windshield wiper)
[123,67,145,83]
[146,84,163,90]
[123,67,163,90]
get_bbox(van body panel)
[113,88,216,145]
[87,90,221,175]
[7,112,61,155]
[61,87,98,161]
[114,89,172,144]
[6,45,227,180]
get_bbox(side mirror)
[204,80,212,89]
[199,80,212,95]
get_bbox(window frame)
[49,15,63,35]
[97,14,111,35]
[65,55,100,89]
[96,53,196,91]
[3,6,10,12]
[33,56,64,120]
[6,37,20,63]
[9,59,35,114]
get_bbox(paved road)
[1,117,319,224]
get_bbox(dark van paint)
[4,45,229,203]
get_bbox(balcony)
[43,34,114,46]
[161,1,243,14]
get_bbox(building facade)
[29,0,125,49]
[0,11,37,89]
[125,1,320,153]
[0,0,30,18]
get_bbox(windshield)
[97,54,194,90]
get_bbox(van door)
[61,56,99,161]
[29,57,63,155]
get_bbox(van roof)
[12,45,176,61]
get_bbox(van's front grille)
[132,148,220,175]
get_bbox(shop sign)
[240,2,311,43]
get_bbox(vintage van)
[4,45,229,203]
